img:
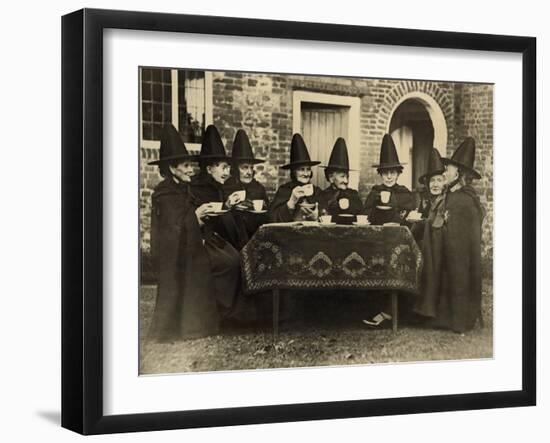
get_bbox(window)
[141,68,172,140]
[178,70,206,144]
[140,68,210,146]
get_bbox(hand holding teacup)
[195,203,215,225]
[299,202,318,221]
[226,190,246,208]
[302,184,314,196]
[288,186,307,208]
[406,209,423,222]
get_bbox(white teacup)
[319,215,332,224]
[356,215,369,225]
[302,184,314,196]
[233,190,246,203]
[338,198,350,210]
[252,199,264,212]
[407,210,423,221]
[380,190,391,204]
[209,202,223,212]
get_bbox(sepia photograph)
[138,67,493,375]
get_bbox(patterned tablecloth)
[241,222,423,294]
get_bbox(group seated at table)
[147,124,485,341]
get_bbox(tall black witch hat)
[281,133,321,170]
[148,124,198,165]
[372,133,406,169]
[442,137,481,179]
[231,129,265,164]
[321,137,356,171]
[418,148,446,184]
[198,125,231,161]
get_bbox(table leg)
[391,291,398,333]
[273,289,280,341]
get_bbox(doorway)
[301,103,349,189]
[389,99,434,190]
[293,91,361,190]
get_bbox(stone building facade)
[140,69,493,269]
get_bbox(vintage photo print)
[139,67,493,375]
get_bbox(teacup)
[209,202,223,212]
[338,198,350,210]
[302,184,314,196]
[356,215,369,225]
[233,190,246,203]
[380,190,391,204]
[252,199,264,212]
[407,210,423,221]
[319,215,332,224]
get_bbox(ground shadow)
[36,410,60,426]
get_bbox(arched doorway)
[387,92,447,191]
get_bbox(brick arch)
[377,82,453,155]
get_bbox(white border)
[103,29,522,415]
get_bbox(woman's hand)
[299,202,319,221]
[225,191,245,208]
[406,209,423,222]
[195,203,213,226]
[287,186,306,210]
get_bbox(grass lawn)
[139,282,493,374]
[140,283,493,374]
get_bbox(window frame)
[139,68,212,154]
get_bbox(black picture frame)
[61,8,536,435]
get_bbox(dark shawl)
[438,185,485,332]
[413,192,446,318]
[363,183,416,225]
[149,178,219,340]
[268,180,322,222]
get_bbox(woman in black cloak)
[148,124,223,341]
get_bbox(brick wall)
[140,72,493,265]
[453,84,494,266]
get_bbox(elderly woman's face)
[444,164,459,183]
[429,174,445,195]
[380,169,400,187]
[294,166,313,184]
[329,171,349,190]
[169,161,195,183]
[207,161,231,184]
[238,163,254,184]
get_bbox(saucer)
[319,222,336,226]
[376,205,392,210]
[352,222,370,226]
[298,221,318,226]
[247,209,267,214]
[206,209,228,216]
